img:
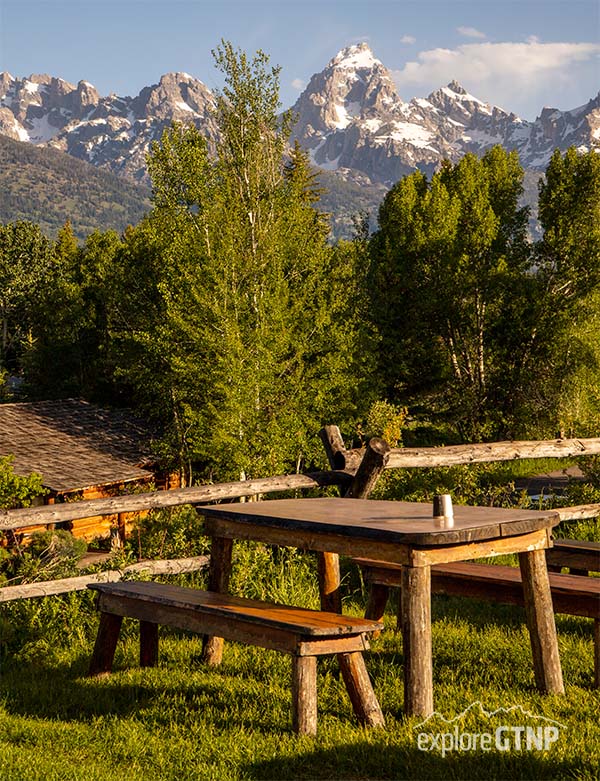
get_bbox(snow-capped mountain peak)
[0,44,597,188]
[328,42,382,71]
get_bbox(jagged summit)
[0,45,597,187]
[0,70,218,180]
[328,43,381,70]
[446,80,467,95]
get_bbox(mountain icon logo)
[414,701,566,756]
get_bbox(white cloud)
[392,40,600,118]
[457,26,486,40]
[291,78,305,91]
[400,35,416,44]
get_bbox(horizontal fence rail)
[0,469,352,533]
[386,438,600,470]
[0,555,210,602]
[320,426,600,472]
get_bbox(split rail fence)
[0,425,599,603]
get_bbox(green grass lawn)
[0,547,598,781]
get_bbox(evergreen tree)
[23,228,125,401]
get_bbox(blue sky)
[1,0,598,120]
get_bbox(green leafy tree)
[0,220,53,372]
[526,148,600,434]
[369,147,532,440]
[118,43,370,482]
[0,455,45,510]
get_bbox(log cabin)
[0,398,178,544]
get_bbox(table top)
[200,497,560,545]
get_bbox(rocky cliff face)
[0,71,218,181]
[288,44,599,185]
[1,43,598,187]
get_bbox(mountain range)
[1,43,598,236]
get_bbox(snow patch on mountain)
[0,45,597,187]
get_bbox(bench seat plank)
[546,539,600,574]
[89,581,381,636]
[357,559,600,618]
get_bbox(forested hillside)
[0,135,151,239]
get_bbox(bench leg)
[518,549,564,694]
[89,612,123,676]
[140,621,159,667]
[202,536,233,666]
[291,655,317,735]
[400,565,433,718]
[595,619,599,689]
[339,651,385,728]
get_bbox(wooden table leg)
[89,612,123,676]
[317,552,342,613]
[365,582,390,625]
[201,536,233,666]
[400,564,433,718]
[518,548,564,694]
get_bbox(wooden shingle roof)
[0,399,155,493]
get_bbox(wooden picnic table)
[199,497,564,718]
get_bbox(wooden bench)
[356,543,600,688]
[546,539,600,576]
[87,581,384,735]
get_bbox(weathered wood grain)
[410,528,551,567]
[518,549,565,694]
[0,555,210,602]
[318,437,391,612]
[92,581,382,637]
[345,438,390,500]
[320,428,600,472]
[292,655,318,735]
[202,537,233,666]
[319,425,348,471]
[0,470,352,532]
[546,539,600,574]
[338,651,385,727]
[201,497,559,546]
[88,581,384,734]
[555,504,600,522]
[385,437,600,469]
[359,560,600,618]
[400,565,433,718]
[317,551,341,613]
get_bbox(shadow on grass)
[0,654,305,733]
[1,655,596,780]
[244,739,590,781]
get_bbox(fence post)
[317,435,390,613]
